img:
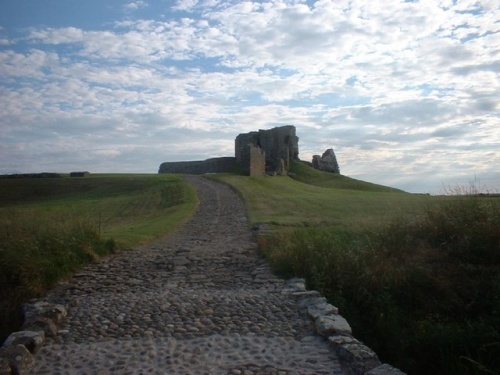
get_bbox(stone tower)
[235,125,299,176]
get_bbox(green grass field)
[0,174,197,247]
[213,161,433,228]
[0,173,197,343]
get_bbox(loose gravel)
[32,175,345,375]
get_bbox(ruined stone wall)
[235,125,299,175]
[258,125,299,173]
[248,145,266,177]
[312,149,340,174]
[160,125,300,176]
[158,157,238,174]
[236,137,266,176]
[235,131,259,164]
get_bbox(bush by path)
[259,194,500,375]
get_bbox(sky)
[0,0,498,194]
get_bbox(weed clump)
[259,193,500,375]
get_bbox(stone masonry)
[239,145,266,177]
[159,157,238,175]
[158,125,341,177]
[159,125,301,177]
[235,125,299,176]
[312,149,340,174]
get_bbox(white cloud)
[0,49,59,79]
[172,0,199,12]
[29,27,84,44]
[124,1,148,11]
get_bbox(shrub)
[259,194,500,375]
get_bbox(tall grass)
[259,193,500,375]
[0,174,197,344]
[0,211,116,343]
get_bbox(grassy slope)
[0,174,197,247]
[214,162,432,228]
[289,161,404,192]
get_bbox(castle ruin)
[159,125,338,177]
[235,125,299,176]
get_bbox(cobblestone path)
[32,176,345,375]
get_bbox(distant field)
[0,174,197,247]
[213,161,435,228]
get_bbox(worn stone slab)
[339,343,380,375]
[299,296,327,308]
[315,314,352,336]
[282,279,307,294]
[23,301,66,325]
[328,335,382,375]
[329,334,359,347]
[22,317,58,337]
[307,301,339,319]
[2,331,45,354]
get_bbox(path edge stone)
[0,299,68,375]
[284,277,407,375]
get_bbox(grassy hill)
[289,161,404,192]
[213,161,431,229]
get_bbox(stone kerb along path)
[2,176,405,375]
